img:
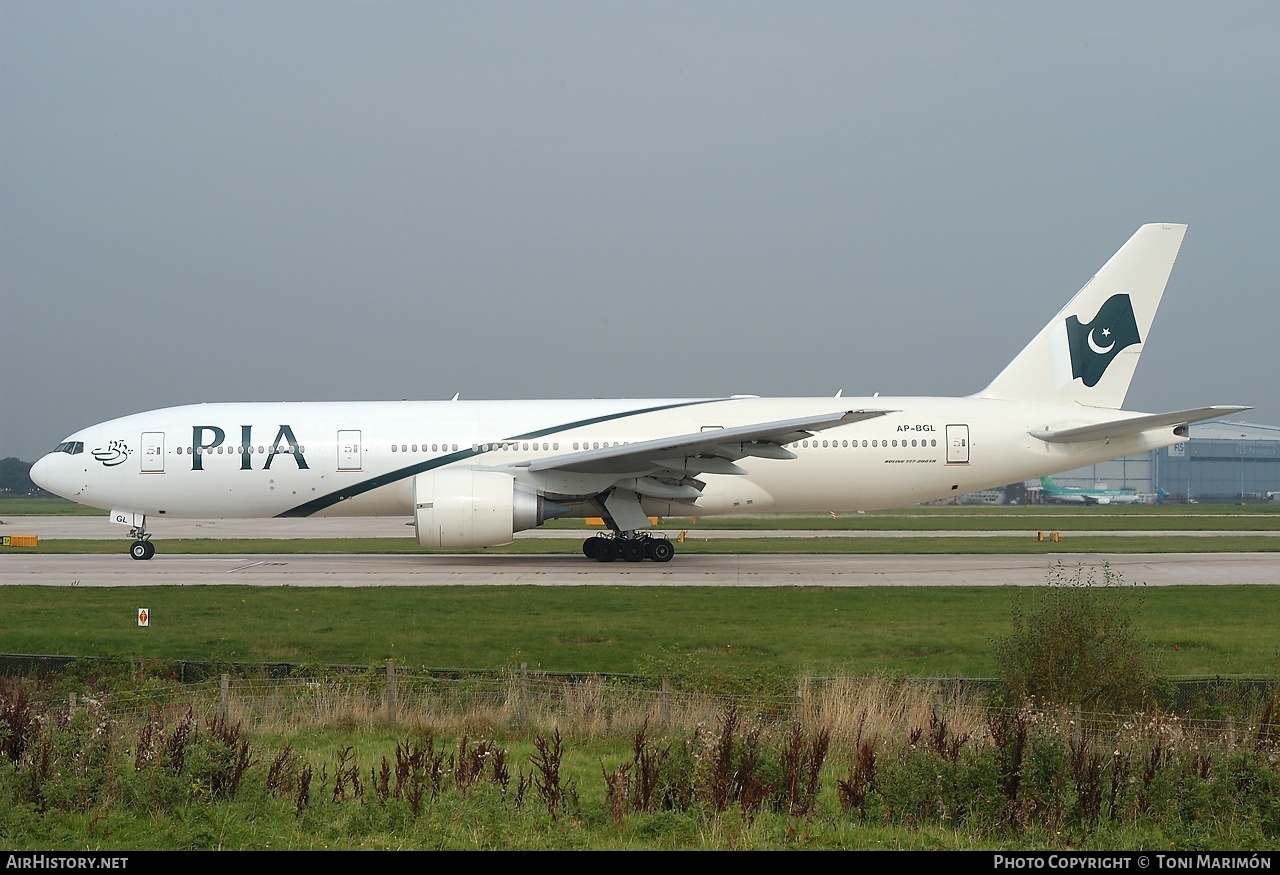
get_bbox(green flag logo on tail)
[1066,294,1141,387]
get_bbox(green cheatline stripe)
[277,399,721,518]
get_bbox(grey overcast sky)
[3,2,1277,462]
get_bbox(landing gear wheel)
[646,539,674,563]
[583,533,676,562]
[130,540,155,561]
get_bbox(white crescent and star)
[1087,327,1115,355]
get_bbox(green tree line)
[0,457,38,495]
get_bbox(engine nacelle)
[413,469,547,548]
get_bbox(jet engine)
[413,469,560,548]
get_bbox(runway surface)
[3,516,1277,587]
[5,552,1278,588]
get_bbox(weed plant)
[1,671,1276,850]
[993,562,1164,712]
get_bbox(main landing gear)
[582,532,675,563]
[127,518,155,560]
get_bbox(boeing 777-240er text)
[32,224,1248,562]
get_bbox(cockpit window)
[52,441,84,455]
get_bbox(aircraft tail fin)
[978,223,1187,409]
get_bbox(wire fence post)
[386,661,398,723]
[219,673,230,722]
[518,662,529,727]
[661,676,670,729]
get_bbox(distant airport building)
[1026,420,1280,503]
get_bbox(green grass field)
[3,499,1278,678]
[2,582,1277,677]
[3,499,1278,851]
[0,497,100,515]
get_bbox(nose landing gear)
[126,517,155,560]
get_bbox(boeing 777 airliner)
[31,224,1247,561]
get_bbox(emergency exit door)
[946,425,970,465]
[141,432,165,473]
[338,430,362,471]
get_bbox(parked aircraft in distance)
[1038,476,1144,505]
[32,224,1247,562]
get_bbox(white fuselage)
[29,224,1245,562]
[31,395,1178,522]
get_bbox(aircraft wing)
[520,409,894,476]
[1029,406,1251,444]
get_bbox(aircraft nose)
[30,451,76,499]
[30,454,52,492]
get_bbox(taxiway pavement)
[4,516,1277,588]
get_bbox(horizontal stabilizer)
[1030,405,1251,444]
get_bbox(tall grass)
[3,669,1276,850]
